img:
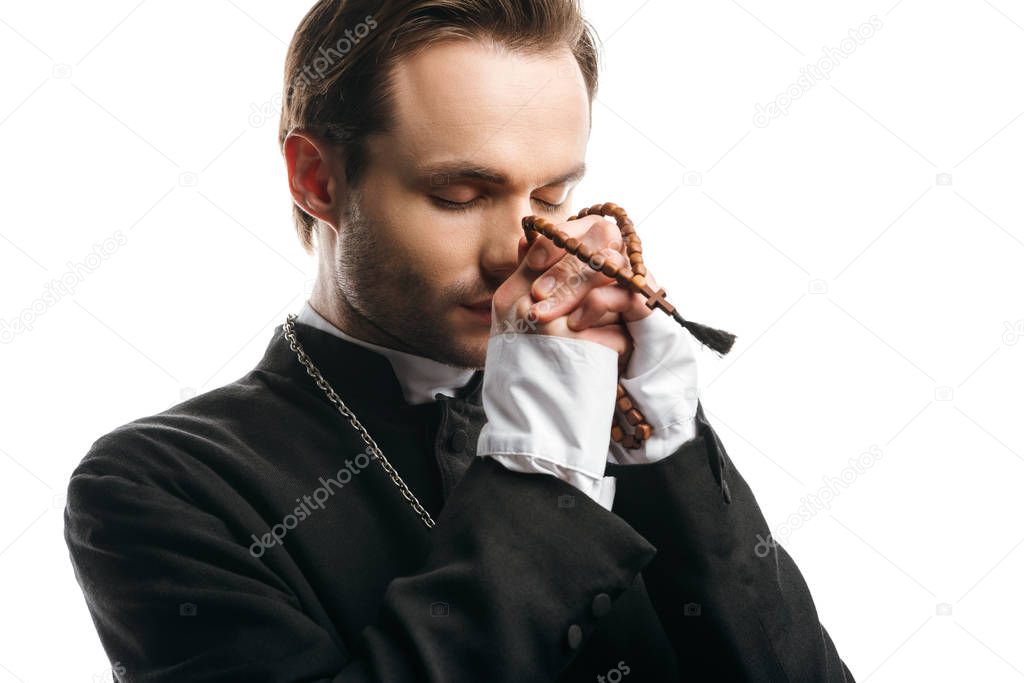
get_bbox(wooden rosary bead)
[610,384,653,450]
[619,433,640,450]
[610,424,624,442]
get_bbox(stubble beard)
[332,190,488,370]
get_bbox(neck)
[297,294,479,406]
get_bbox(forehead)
[381,39,591,185]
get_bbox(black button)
[566,623,583,649]
[591,593,611,617]
[449,429,468,453]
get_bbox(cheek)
[366,177,478,295]
[387,214,452,274]
[374,212,463,301]
[387,205,478,272]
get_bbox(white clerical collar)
[295,300,476,405]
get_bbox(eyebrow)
[416,160,587,187]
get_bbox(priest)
[64,1,855,680]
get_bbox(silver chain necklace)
[283,313,437,529]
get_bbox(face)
[325,39,591,369]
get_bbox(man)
[64,1,855,681]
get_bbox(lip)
[464,298,493,310]
[461,300,493,323]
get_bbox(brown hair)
[278,0,602,254]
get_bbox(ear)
[283,130,346,232]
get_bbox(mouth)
[465,298,493,310]
[461,299,493,324]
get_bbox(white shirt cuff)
[476,333,620,511]
[607,311,700,466]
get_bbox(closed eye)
[429,196,565,212]
[430,196,483,212]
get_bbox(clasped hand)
[491,214,664,368]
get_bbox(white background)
[1,1,1023,680]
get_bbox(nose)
[479,198,535,282]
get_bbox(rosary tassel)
[669,310,736,357]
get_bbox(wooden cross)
[644,287,668,311]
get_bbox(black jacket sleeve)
[606,400,856,682]
[64,453,656,683]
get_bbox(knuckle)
[582,285,610,308]
[559,257,588,279]
[587,217,620,249]
[599,220,621,245]
[548,261,585,292]
[600,247,628,268]
[560,214,599,238]
[585,247,625,278]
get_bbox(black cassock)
[65,320,855,682]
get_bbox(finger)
[523,214,622,273]
[566,285,635,331]
[569,309,621,331]
[492,234,562,328]
[529,247,629,322]
[529,215,626,303]
[562,266,667,327]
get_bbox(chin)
[457,332,490,369]
[442,318,489,368]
